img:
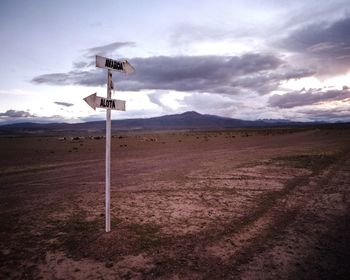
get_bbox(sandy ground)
[0,127,350,279]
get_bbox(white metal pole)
[105,69,112,232]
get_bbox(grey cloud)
[54,101,74,107]
[284,16,350,52]
[0,110,69,125]
[0,110,35,118]
[280,1,349,32]
[72,61,89,69]
[300,107,350,122]
[33,53,313,95]
[71,41,136,70]
[280,16,350,75]
[122,54,284,94]
[274,68,316,80]
[269,87,350,108]
[148,92,163,108]
[86,41,136,57]
[32,69,105,86]
[35,41,137,84]
[148,92,173,112]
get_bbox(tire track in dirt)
[225,150,350,279]
[143,152,347,279]
[143,177,308,279]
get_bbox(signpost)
[84,55,134,232]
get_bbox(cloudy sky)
[1,0,350,124]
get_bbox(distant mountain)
[109,111,270,130]
[0,111,338,135]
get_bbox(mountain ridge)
[0,111,345,135]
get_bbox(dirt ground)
[1,127,350,279]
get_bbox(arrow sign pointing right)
[96,55,135,74]
[84,93,126,111]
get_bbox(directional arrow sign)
[96,55,135,74]
[84,92,125,111]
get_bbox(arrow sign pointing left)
[84,92,126,111]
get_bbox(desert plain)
[1,126,350,279]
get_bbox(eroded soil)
[0,127,350,279]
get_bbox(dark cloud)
[300,106,350,122]
[269,87,350,108]
[283,17,350,53]
[0,110,69,125]
[70,41,136,70]
[54,101,74,107]
[280,16,350,75]
[32,53,313,95]
[85,41,136,57]
[34,41,136,84]
[0,110,35,118]
[32,69,105,86]
[121,54,285,94]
